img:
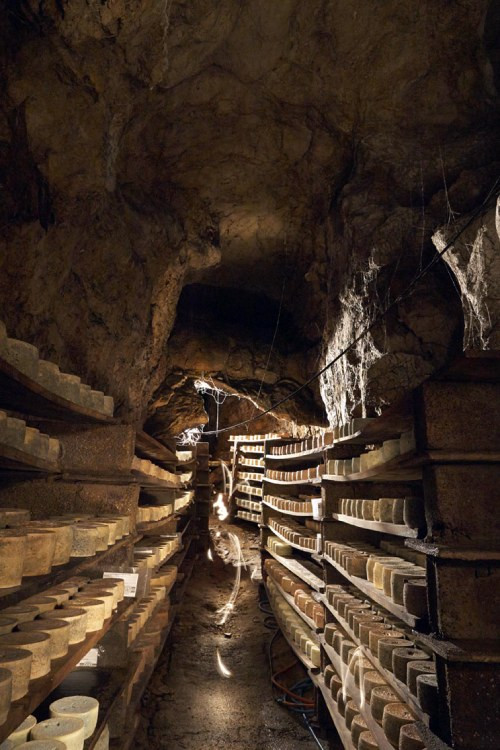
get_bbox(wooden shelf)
[264,582,318,671]
[131,467,182,489]
[269,576,320,635]
[332,513,420,538]
[415,634,500,663]
[0,440,60,473]
[0,598,136,744]
[314,672,356,750]
[323,451,422,482]
[320,594,430,724]
[264,546,324,592]
[238,446,264,455]
[0,356,115,424]
[110,605,178,750]
[136,515,175,535]
[333,397,413,447]
[135,431,177,466]
[324,450,500,485]
[405,539,500,561]
[264,476,322,487]
[262,498,314,517]
[265,447,326,465]
[0,533,140,611]
[320,635,405,750]
[268,524,318,555]
[322,552,426,629]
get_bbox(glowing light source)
[207,548,213,561]
[216,648,232,678]
[213,493,229,522]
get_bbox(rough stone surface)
[0,1,498,429]
[433,197,500,350]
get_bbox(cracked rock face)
[0,1,498,430]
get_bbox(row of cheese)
[131,457,179,485]
[0,413,59,463]
[238,456,264,468]
[133,537,179,571]
[0,574,125,721]
[235,483,262,497]
[323,540,427,616]
[336,497,424,529]
[1,694,102,750]
[264,559,324,629]
[236,497,261,513]
[236,471,262,483]
[268,434,334,456]
[264,494,313,515]
[0,323,113,417]
[266,465,324,482]
[325,583,436,711]
[136,504,174,524]
[230,433,280,443]
[268,518,318,552]
[322,655,427,750]
[0,512,131,588]
[326,432,416,477]
[266,578,320,667]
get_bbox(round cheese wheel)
[50,695,99,739]
[31,718,85,750]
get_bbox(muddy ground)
[134,518,329,749]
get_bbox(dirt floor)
[134,518,327,749]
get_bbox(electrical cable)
[203,178,499,436]
[261,592,328,748]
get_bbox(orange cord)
[270,641,315,707]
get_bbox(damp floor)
[134,519,325,750]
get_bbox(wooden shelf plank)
[332,397,413,447]
[263,546,324,592]
[0,599,136,744]
[323,451,422,483]
[268,524,318,556]
[269,576,320,636]
[415,634,500,663]
[314,672,356,750]
[332,513,420,538]
[262,499,314,518]
[0,441,60,473]
[131,468,182,489]
[324,450,500,485]
[322,553,425,629]
[405,539,500,561]
[0,533,140,610]
[0,356,115,424]
[136,515,176,536]
[135,431,176,465]
[264,582,318,671]
[264,476,323,487]
[265,447,326,465]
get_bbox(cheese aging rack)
[255,351,500,750]
[0,324,207,749]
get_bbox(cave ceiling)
[0,1,498,435]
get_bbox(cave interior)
[0,2,498,749]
